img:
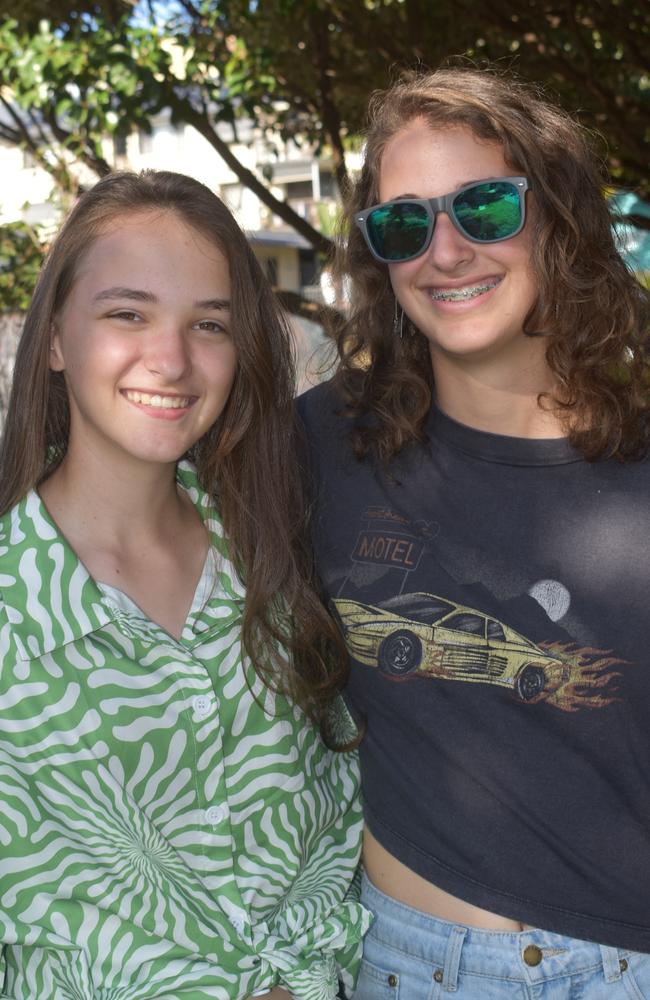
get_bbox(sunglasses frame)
[355,176,531,263]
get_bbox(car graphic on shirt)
[332,592,571,701]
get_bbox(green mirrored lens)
[367,201,430,260]
[453,182,522,241]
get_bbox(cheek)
[64,330,135,377]
[512,246,539,299]
[388,260,419,297]
[503,225,535,270]
[202,344,238,395]
[492,235,537,290]
[501,246,539,320]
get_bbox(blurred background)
[0,0,648,417]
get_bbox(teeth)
[430,280,500,302]
[124,390,190,409]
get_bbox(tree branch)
[307,7,349,194]
[45,106,112,176]
[168,91,333,255]
[0,97,75,191]
[174,0,201,18]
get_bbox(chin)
[430,325,525,358]
[125,442,190,466]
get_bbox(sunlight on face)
[51,210,238,472]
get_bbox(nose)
[425,211,474,271]
[144,324,192,382]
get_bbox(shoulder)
[0,493,56,571]
[296,378,346,428]
[0,493,55,671]
[296,374,372,442]
[294,379,378,497]
[295,379,359,469]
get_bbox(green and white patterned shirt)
[0,463,369,1000]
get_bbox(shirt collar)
[0,463,245,661]
[0,490,114,660]
[175,461,246,603]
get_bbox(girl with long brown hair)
[0,170,368,1000]
[298,68,650,998]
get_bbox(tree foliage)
[0,0,132,30]
[211,0,649,193]
[0,0,647,263]
[0,221,46,312]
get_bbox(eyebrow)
[194,298,230,311]
[386,179,493,201]
[93,288,230,310]
[93,287,156,303]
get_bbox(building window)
[319,171,335,198]
[299,249,317,288]
[286,180,314,200]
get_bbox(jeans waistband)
[361,873,630,987]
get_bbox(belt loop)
[600,945,622,984]
[442,925,467,991]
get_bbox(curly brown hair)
[0,170,347,734]
[333,67,650,464]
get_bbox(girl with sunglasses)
[298,68,650,998]
[0,170,369,999]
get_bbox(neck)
[39,443,189,553]
[430,340,567,439]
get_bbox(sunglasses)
[355,176,530,263]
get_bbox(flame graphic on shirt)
[537,641,625,711]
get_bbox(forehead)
[378,121,512,202]
[71,210,229,292]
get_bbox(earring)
[393,299,405,340]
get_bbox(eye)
[195,318,228,334]
[109,309,141,322]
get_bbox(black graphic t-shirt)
[298,380,650,952]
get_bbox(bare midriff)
[363,827,535,931]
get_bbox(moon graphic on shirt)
[527,579,571,621]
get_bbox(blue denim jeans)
[354,874,650,999]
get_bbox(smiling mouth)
[429,277,502,302]
[122,390,193,409]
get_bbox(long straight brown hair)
[0,170,347,727]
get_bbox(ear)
[49,324,65,372]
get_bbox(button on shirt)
[0,462,369,999]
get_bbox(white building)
[0,108,347,300]
[0,108,356,400]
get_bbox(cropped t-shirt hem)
[364,806,650,954]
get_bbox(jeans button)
[523,945,543,966]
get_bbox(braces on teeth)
[431,282,498,301]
